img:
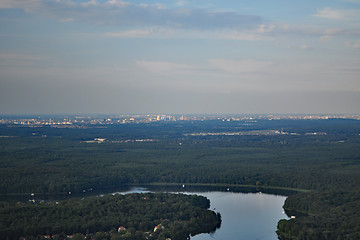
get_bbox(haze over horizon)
[1,0,359,115]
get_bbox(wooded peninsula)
[0,192,221,240]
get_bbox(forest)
[277,190,360,239]
[1,118,360,239]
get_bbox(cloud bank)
[2,0,262,30]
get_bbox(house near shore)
[154,224,164,232]
[118,226,127,232]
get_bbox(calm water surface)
[190,191,288,240]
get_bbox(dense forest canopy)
[0,192,221,240]
[1,117,360,239]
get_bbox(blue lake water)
[190,191,288,240]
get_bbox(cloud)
[343,0,360,3]
[105,0,130,7]
[320,35,334,41]
[0,53,44,66]
[256,24,275,33]
[102,23,360,42]
[300,44,311,50]
[152,3,166,10]
[313,7,360,20]
[1,0,262,30]
[105,28,173,38]
[221,23,360,42]
[105,29,155,38]
[136,60,201,75]
[254,23,360,42]
[136,59,274,77]
[346,39,360,48]
[81,0,99,7]
[321,28,343,35]
[213,23,278,41]
[317,28,360,40]
[207,59,272,74]
[104,26,277,41]
[59,18,74,23]
[0,0,41,11]
[9,0,360,43]
[220,31,265,41]
[176,1,187,7]
[314,7,344,19]
[285,44,313,51]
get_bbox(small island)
[0,193,221,240]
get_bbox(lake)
[114,186,288,240]
[190,191,287,240]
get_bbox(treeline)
[1,134,359,195]
[0,193,221,240]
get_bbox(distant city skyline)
[1,0,359,114]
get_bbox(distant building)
[94,138,106,142]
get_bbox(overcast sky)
[0,0,359,115]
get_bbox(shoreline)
[0,183,310,199]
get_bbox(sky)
[0,0,359,115]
